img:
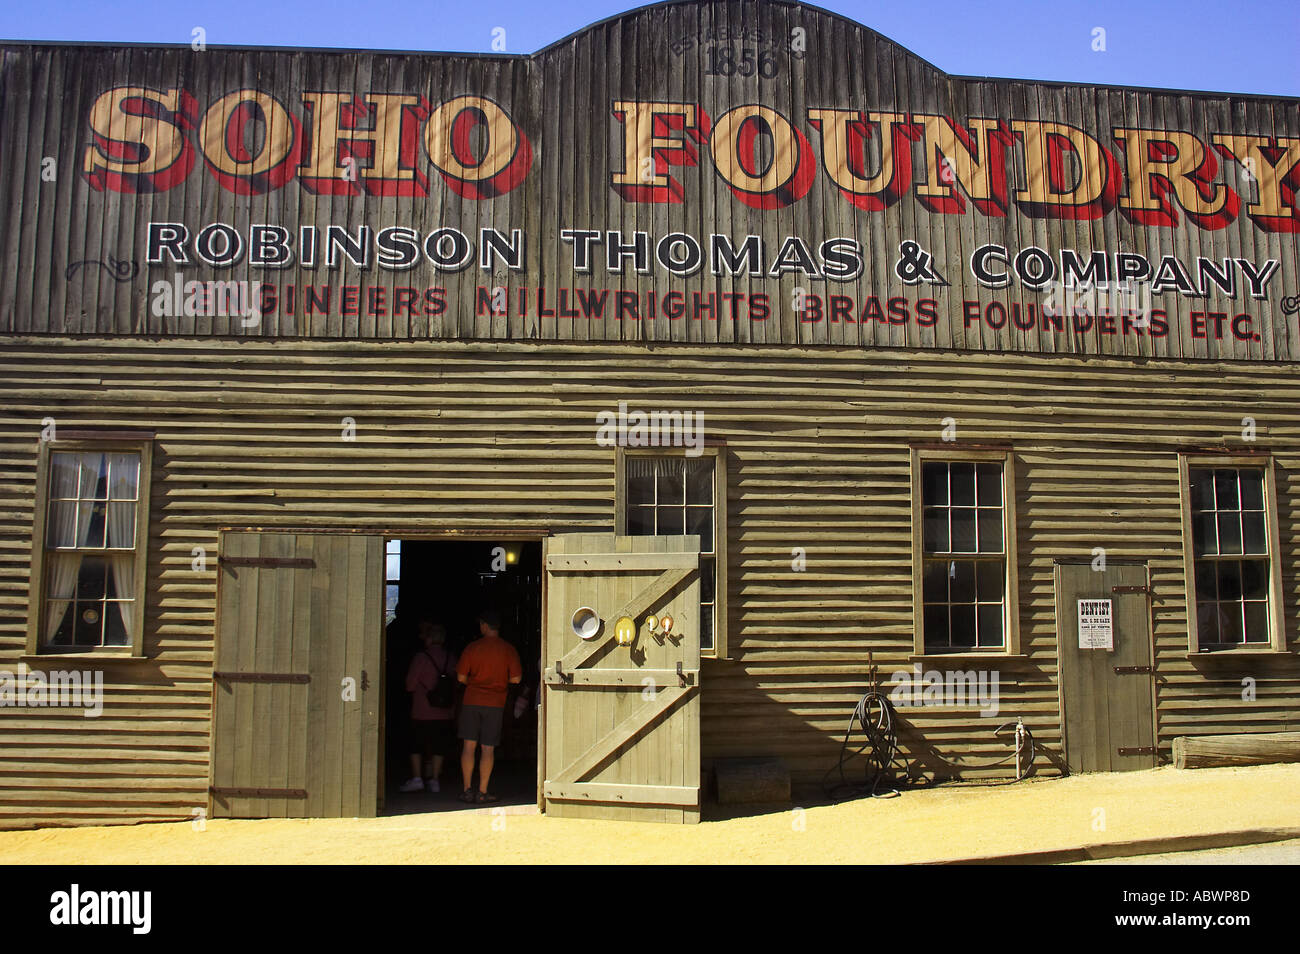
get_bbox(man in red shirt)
[456,608,522,803]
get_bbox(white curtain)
[106,452,139,638]
[43,453,102,638]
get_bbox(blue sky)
[1,1,1297,96]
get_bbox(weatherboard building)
[1,0,1297,826]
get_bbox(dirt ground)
[3,764,1298,864]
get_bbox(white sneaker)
[398,777,425,793]
[426,779,441,793]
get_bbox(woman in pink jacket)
[401,620,458,793]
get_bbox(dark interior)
[382,539,542,813]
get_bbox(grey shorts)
[458,703,504,746]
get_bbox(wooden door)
[1055,560,1157,773]
[541,533,701,823]
[209,531,383,818]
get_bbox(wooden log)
[1172,732,1300,770]
[714,758,791,805]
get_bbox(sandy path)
[3,764,1298,864]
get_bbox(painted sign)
[0,0,1297,358]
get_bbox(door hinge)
[1114,665,1153,674]
[1117,747,1156,756]
[1111,584,1149,594]
[214,670,311,684]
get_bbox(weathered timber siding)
[0,0,1296,357]
[0,336,1297,827]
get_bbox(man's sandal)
[476,791,499,804]
[459,788,477,804]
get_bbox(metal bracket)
[555,660,571,684]
[1117,747,1156,756]
[1114,665,1153,674]
[1112,585,1149,594]
[677,661,690,687]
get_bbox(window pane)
[923,560,948,602]
[921,463,948,506]
[1192,512,1216,556]
[656,470,685,506]
[1216,561,1243,601]
[1188,469,1214,512]
[1194,560,1217,601]
[1241,511,1267,555]
[656,507,685,535]
[46,502,78,548]
[700,603,714,651]
[104,603,130,646]
[977,508,1003,553]
[107,454,140,500]
[628,473,655,506]
[77,501,107,548]
[1243,602,1268,644]
[1239,471,1264,510]
[1218,604,1244,644]
[950,604,977,647]
[949,559,976,603]
[106,502,136,548]
[975,463,1002,506]
[686,466,713,505]
[1216,513,1242,555]
[385,583,399,624]
[49,604,75,645]
[976,560,1003,601]
[950,463,976,506]
[1196,602,1219,643]
[977,603,1004,647]
[922,507,948,553]
[1213,470,1239,510]
[924,604,949,647]
[386,552,401,580]
[700,557,716,604]
[950,508,976,552]
[686,506,713,552]
[627,505,654,535]
[76,557,108,600]
[74,604,105,646]
[86,454,110,500]
[1240,559,1268,600]
[49,453,81,497]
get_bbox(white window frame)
[910,445,1022,657]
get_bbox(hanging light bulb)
[614,616,636,646]
[645,613,660,636]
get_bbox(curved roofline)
[1,0,1296,102]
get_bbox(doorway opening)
[382,538,543,813]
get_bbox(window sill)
[21,652,147,662]
[1186,648,1287,658]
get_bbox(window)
[911,447,1021,655]
[27,437,153,656]
[1180,456,1285,653]
[616,448,728,658]
[385,539,401,625]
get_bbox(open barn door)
[542,533,701,823]
[209,531,383,819]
